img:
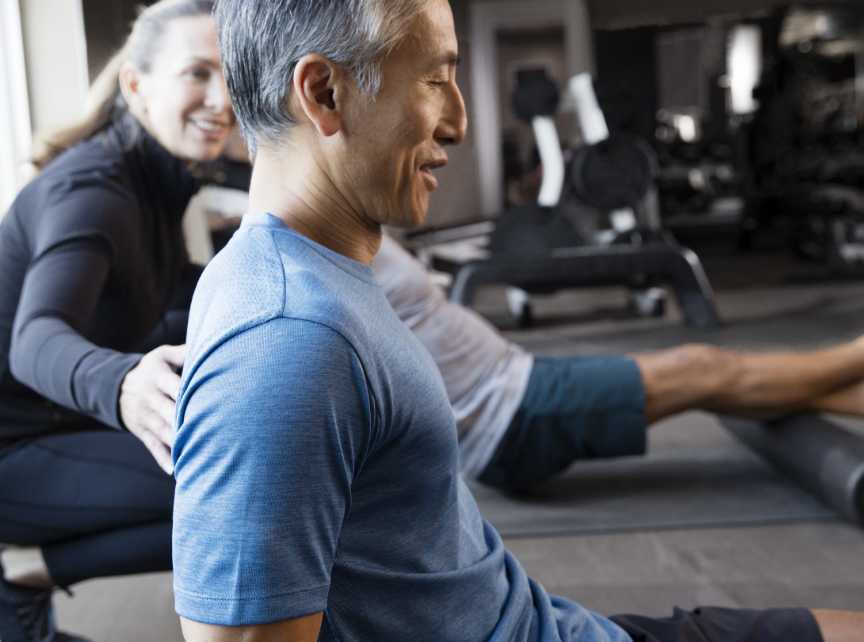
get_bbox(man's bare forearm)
[180,613,323,642]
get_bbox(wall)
[18,0,89,134]
[0,0,31,212]
[81,0,138,81]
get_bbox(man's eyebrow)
[433,52,461,67]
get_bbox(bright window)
[0,0,31,213]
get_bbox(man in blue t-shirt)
[172,1,863,640]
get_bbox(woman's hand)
[119,344,186,474]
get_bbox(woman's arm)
[8,185,184,471]
[10,236,141,429]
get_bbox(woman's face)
[128,15,234,161]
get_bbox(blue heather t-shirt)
[172,213,630,642]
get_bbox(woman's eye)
[186,68,211,82]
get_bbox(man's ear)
[119,62,147,118]
[292,55,342,137]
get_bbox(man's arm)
[173,318,372,630]
[180,613,323,642]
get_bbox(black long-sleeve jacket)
[0,113,199,441]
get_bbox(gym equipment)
[723,414,864,524]
[470,412,835,539]
[407,69,720,328]
[741,5,864,272]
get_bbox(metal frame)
[444,240,720,328]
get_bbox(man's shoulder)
[189,315,363,382]
[187,223,370,368]
[186,225,285,359]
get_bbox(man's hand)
[119,344,186,474]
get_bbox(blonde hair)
[29,0,214,170]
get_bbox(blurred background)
[6,0,864,281]
[5,2,864,640]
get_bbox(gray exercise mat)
[470,412,837,538]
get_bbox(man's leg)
[812,609,864,642]
[611,606,864,642]
[811,379,864,416]
[477,339,864,491]
[633,339,864,423]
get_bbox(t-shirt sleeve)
[9,184,142,429]
[172,317,373,626]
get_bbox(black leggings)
[0,430,173,587]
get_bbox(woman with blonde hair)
[0,1,233,639]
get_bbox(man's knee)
[679,342,731,375]
[638,343,740,420]
[640,343,730,382]
[676,344,744,401]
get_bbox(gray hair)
[214,0,427,152]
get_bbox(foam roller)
[722,414,864,524]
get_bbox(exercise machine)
[406,69,720,328]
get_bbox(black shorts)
[611,607,823,642]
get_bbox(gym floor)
[55,244,864,641]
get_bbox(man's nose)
[436,83,468,146]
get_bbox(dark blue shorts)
[478,355,647,491]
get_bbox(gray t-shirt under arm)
[372,235,534,477]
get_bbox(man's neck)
[247,146,382,265]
